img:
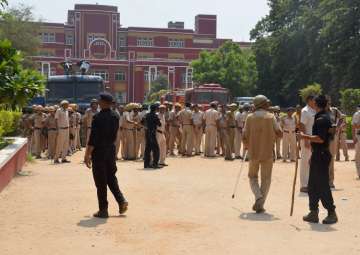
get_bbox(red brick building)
[32,4,250,103]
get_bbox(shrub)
[340,88,360,115]
[0,110,22,139]
[346,117,353,140]
[299,83,322,103]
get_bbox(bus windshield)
[194,91,228,104]
[76,82,103,103]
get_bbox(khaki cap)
[253,95,269,109]
[60,100,69,106]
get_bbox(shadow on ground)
[77,216,107,228]
[239,212,280,221]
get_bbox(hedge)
[0,110,22,139]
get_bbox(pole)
[232,151,247,199]
[290,138,300,216]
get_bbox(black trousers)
[144,132,160,167]
[308,150,336,212]
[92,145,126,211]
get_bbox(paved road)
[1,152,360,255]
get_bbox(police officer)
[84,93,128,218]
[143,104,161,169]
[299,95,338,224]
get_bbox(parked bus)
[46,75,105,112]
[185,83,230,108]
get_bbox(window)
[40,32,56,43]
[137,37,153,47]
[93,71,109,82]
[37,50,54,57]
[115,71,126,81]
[144,70,160,81]
[169,38,185,48]
[87,34,106,46]
[65,34,73,45]
[181,72,192,84]
[117,35,127,48]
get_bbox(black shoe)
[330,184,335,189]
[300,187,308,193]
[152,165,163,169]
[36,156,41,159]
[54,159,60,164]
[303,210,319,223]
[119,202,128,215]
[252,197,265,213]
[322,211,338,224]
[93,210,109,218]
[235,156,243,160]
[62,159,71,163]
[159,163,168,167]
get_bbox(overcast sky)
[10,0,269,41]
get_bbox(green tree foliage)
[0,40,45,110]
[191,41,258,97]
[0,4,41,67]
[340,88,360,115]
[251,0,360,106]
[299,83,322,103]
[146,75,169,103]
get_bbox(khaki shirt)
[158,113,166,132]
[218,113,228,129]
[227,111,236,128]
[84,108,98,128]
[45,115,57,129]
[192,111,204,126]
[203,108,219,126]
[169,111,180,127]
[55,108,69,128]
[178,108,193,125]
[281,116,296,132]
[32,113,46,128]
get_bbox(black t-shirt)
[88,108,119,148]
[144,112,161,135]
[311,111,332,151]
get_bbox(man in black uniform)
[84,93,128,218]
[298,95,338,224]
[143,104,161,169]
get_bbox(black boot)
[93,210,109,218]
[119,201,129,215]
[322,211,338,225]
[303,210,319,223]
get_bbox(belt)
[171,125,180,128]
[284,130,295,133]
[60,127,69,129]
[48,128,57,131]
[183,124,192,126]
[87,127,91,129]
[34,127,42,130]
[157,130,163,134]
[229,126,236,128]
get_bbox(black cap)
[150,104,159,112]
[98,92,113,103]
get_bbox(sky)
[10,0,269,41]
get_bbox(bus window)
[195,92,213,104]
[213,93,228,105]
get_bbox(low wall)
[0,137,27,193]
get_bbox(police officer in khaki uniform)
[123,104,137,160]
[218,105,233,160]
[69,106,76,154]
[192,104,204,155]
[228,104,237,155]
[335,114,349,161]
[44,106,57,159]
[243,95,282,213]
[273,106,282,159]
[54,100,70,164]
[31,105,47,159]
[157,105,168,166]
[83,99,99,143]
[73,104,82,151]
[168,103,182,156]
[115,105,125,160]
[203,102,220,157]
[352,105,360,179]
[178,102,193,156]
[281,107,297,162]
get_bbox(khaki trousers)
[220,129,232,159]
[169,126,181,154]
[336,132,349,160]
[135,129,145,159]
[282,131,296,160]
[54,128,69,161]
[181,125,193,156]
[193,125,203,154]
[299,141,311,188]
[115,128,124,159]
[234,128,242,157]
[76,127,81,149]
[32,129,42,157]
[204,125,217,157]
[355,137,360,177]
[329,136,337,185]
[157,132,167,164]
[86,127,91,144]
[275,137,281,158]
[70,127,76,152]
[228,128,235,154]
[47,130,57,159]
[248,158,273,205]
[123,129,135,160]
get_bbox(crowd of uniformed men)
[19,94,360,223]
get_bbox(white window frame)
[144,70,159,81]
[115,71,126,81]
[169,38,185,48]
[40,32,56,43]
[137,37,154,47]
[93,71,109,82]
[65,34,73,45]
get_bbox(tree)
[146,75,169,103]
[0,4,41,67]
[251,0,360,106]
[340,88,360,115]
[0,39,45,110]
[299,83,322,103]
[191,41,257,97]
